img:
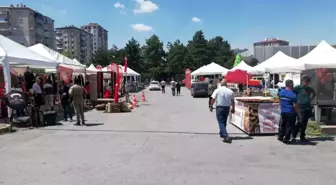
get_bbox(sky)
[3,0,336,50]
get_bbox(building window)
[17,18,23,24]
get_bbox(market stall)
[230,97,280,135]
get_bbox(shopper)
[176,81,181,96]
[292,75,316,142]
[59,81,73,122]
[160,80,166,93]
[210,79,235,143]
[170,79,176,96]
[69,79,86,125]
[278,80,302,144]
[43,79,54,111]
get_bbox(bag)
[4,90,28,110]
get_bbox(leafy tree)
[186,30,209,69]
[166,39,187,76]
[61,51,73,59]
[207,36,234,69]
[89,48,114,66]
[249,57,259,67]
[124,38,143,73]
[142,34,166,80]
[109,45,125,65]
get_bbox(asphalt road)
[0,87,335,185]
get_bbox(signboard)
[230,100,246,132]
[258,103,281,133]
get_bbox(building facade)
[0,4,55,49]
[81,23,108,54]
[56,26,93,64]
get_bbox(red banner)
[108,63,121,102]
[185,68,191,89]
[124,56,128,73]
[58,65,73,84]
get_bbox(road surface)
[0,87,335,185]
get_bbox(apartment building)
[81,23,108,54]
[0,3,55,49]
[56,26,93,64]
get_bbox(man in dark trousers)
[292,75,316,142]
[176,81,181,96]
[278,80,302,144]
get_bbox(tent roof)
[298,40,336,69]
[248,51,298,74]
[118,65,140,76]
[191,65,207,75]
[86,64,100,73]
[196,62,228,75]
[29,44,85,70]
[229,60,253,71]
[0,35,56,68]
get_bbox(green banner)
[233,54,242,67]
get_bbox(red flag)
[124,56,128,73]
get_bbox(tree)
[61,51,73,59]
[124,38,143,73]
[186,30,209,69]
[109,45,125,65]
[249,57,259,67]
[89,48,113,66]
[166,39,187,76]
[207,36,234,69]
[142,34,166,80]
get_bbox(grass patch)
[306,121,323,136]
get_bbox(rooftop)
[56,25,92,35]
[254,37,289,44]
[0,3,54,21]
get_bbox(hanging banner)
[58,65,73,84]
[108,63,121,102]
[185,68,191,89]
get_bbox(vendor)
[103,83,113,98]
[244,88,252,97]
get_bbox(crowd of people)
[206,75,316,144]
[7,71,88,126]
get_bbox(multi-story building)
[0,3,55,49]
[55,25,93,64]
[81,23,108,54]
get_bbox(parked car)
[148,81,161,91]
[191,82,209,97]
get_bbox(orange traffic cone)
[141,91,146,102]
[132,94,137,108]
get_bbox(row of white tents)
[190,40,336,77]
[0,35,140,94]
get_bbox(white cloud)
[131,24,153,32]
[133,0,159,14]
[114,2,125,9]
[192,17,201,22]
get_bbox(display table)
[229,97,281,135]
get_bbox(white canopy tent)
[229,60,253,71]
[118,65,140,77]
[248,51,299,74]
[191,65,207,76]
[29,44,86,73]
[265,40,336,73]
[195,62,229,76]
[86,64,100,74]
[0,35,57,94]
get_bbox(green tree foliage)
[249,57,259,67]
[89,30,235,81]
[61,51,73,59]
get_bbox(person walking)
[59,81,73,122]
[210,79,235,143]
[160,80,166,93]
[208,80,217,112]
[170,79,176,96]
[292,75,316,142]
[69,79,86,126]
[176,81,181,96]
[278,80,302,144]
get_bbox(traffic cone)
[132,94,137,108]
[141,91,146,102]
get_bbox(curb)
[0,124,11,135]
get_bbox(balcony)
[0,27,12,35]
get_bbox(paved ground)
[0,87,335,185]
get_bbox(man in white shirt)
[170,79,176,96]
[211,79,235,143]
